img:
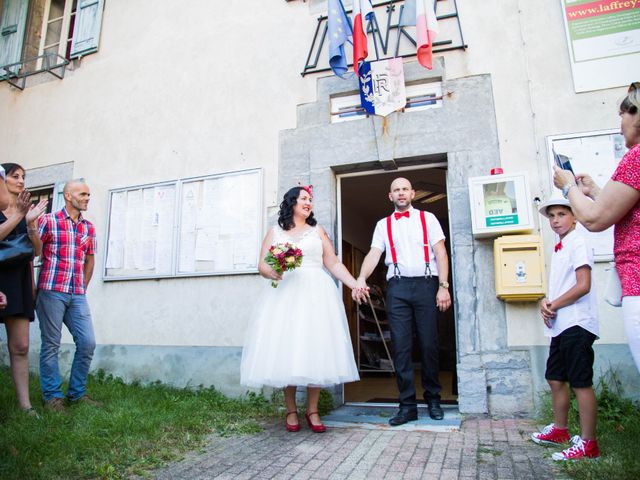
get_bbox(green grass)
[0,367,280,479]
[538,370,640,480]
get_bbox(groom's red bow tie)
[394,211,410,220]
[555,241,563,252]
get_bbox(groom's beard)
[394,200,412,210]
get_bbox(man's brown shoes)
[44,397,66,413]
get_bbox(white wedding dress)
[240,226,360,388]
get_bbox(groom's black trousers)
[385,276,441,407]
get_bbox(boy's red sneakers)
[552,435,600,461]
[531,423,570,446]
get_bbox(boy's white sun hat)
[538,197,573,218]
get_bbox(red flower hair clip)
[300,184,313,197]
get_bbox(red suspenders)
[386,210,432,278]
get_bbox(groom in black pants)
[354,178,452,424]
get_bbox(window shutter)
[0,0,29,76]
[70,0,105,58]
[52,181,66,212]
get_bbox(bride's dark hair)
[278,187,317,231]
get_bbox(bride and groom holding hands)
[240,177,452,431]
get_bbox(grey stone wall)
[279,60,534,414]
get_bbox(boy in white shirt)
[531,198,600,461]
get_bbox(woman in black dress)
[0,163,47,414]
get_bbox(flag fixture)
[352,0,373,76]
[400,0,440,70]
[358,58,407,117]
[327,0,352,78]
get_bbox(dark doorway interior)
[340,167,458,404]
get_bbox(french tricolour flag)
[352,0,373,76]
[401,0,439,70]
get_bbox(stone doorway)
[279,61,534,415]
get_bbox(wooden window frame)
[37,0,76,69]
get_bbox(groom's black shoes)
[427,399,444,420]
[389,407,418,426]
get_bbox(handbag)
[604,261,622,307]
[0,233,34,270]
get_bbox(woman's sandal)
[305,411,326,433]
[23,407,42,420]
[285,411,300,432]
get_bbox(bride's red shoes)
[305,412,327,433]
[285,411,300,432]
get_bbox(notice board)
[104,169,262,280]
[547,129,627,260]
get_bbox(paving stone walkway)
[151,417,561,479]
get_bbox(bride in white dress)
[241,186,360,432]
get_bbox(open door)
[339,166,458,405]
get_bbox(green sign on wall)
[563,0,640,62]
[486,215,519,228]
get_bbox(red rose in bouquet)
[264,242,303,288]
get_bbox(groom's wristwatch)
[439,281,449,289]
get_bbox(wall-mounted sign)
[559,0,640,92]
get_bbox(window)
[29,184,60,277]
[330,94,369,124]
[39,0,77,67]
[30,186,55,214]
[0,0,105,79]
[330,80,443,124]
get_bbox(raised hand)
[16,190,32,216]
[0,291,6,310]
[552,166,576,191]
[26,198,48,225]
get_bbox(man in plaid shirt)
[37,179,100,412]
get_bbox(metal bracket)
[301,0,467,77]
[0,53,69,91]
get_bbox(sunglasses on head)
[630,82,640,93]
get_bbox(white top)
[371,207,446,280]
[545,230,599,338]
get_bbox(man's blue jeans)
[37,290,96,401]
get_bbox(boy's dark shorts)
[545,325,597,388]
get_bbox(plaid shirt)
[38,207,97,294]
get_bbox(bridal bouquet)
[265,242,303,288]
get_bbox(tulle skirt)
[241,266,360,388]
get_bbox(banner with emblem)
[358,58,407,117]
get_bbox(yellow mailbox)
[494,235,546,302]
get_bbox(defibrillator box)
[468,172,534,238]
[494,234,546,302]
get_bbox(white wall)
[0,0,630,349]
[441,0,629,346]
[1,0,317,347]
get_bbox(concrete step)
[323,403,462,432]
